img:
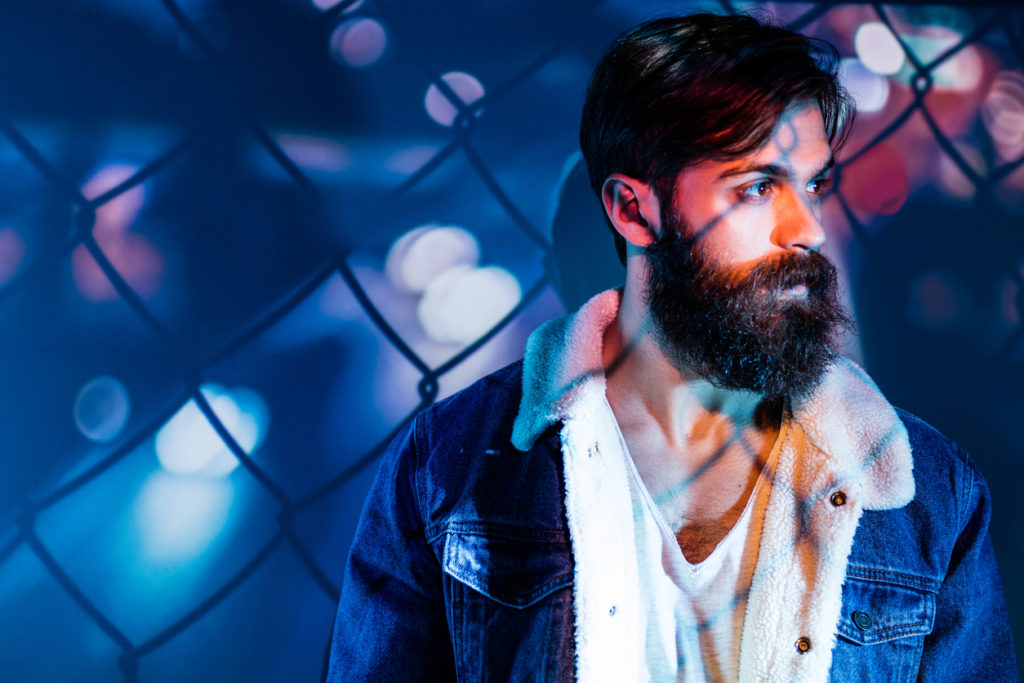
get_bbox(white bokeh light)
[983,71,1024,160]
[839,58,890,113]
[329,17,387,68]
[384,224,480,294]
[425,72,485,127]
[74,375,131,443]
[854,22,906,76]
[155,385,269,478]
[134,472,234,563]
[418,265,522,344]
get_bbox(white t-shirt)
[606,397,783,682]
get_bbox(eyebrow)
[717,155,835,181]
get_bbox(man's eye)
[739,180,773,201]
[807,176,833,195]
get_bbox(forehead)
[680,103,832,186]
[761,103,831,165]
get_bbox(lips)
[779,283,809,299]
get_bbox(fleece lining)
[511,289,914,683]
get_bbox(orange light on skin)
[659,104,832,272]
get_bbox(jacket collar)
[512,289,914,511]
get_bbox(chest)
[628,424,769,511]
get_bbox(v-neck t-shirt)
[605,396,784,682]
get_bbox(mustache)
[719,250,837,295]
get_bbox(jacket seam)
[870,619,930,637]
[839,618,932,645]
[413,413,428,533]
[840,617,932,639]
[442,563,573,608]
[844,564,940,592]
[426,522,569,545]
[957,444,974,534]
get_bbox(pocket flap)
[442,527,572,609]
[837,576,935,645]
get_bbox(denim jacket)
[328,292,1017,682]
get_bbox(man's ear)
[600,174,662,249]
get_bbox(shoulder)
[894,407,977,501]
[895,408,965,465]
[427,359,524,419]
[413,358,568,532]
[419,359,525,451]
[849,407,983,583]
[895,407,992,530]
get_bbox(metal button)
[795,637,811,654]
[830,491,847,507]
[852,610,873,631]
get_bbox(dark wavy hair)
[580,13,855,264]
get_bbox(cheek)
[701,216,773,266]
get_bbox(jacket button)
[795,637,811,654]
[852,610,873,630]
[829,491,847,507]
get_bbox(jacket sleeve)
[325,415,456,681]
[918,453,1019,681]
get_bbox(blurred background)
[0,0,1021,680]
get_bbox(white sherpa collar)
[511,288,914,511]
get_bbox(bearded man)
[327,13,1017,682]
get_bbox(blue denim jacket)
[327,359,1017,681]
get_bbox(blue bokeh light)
[155,385,269,478]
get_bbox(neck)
[603,281,782,535]
[603,282,778,448]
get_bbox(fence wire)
[1,1,1022,681]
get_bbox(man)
[327,14,1017,682]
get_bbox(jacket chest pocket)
[436,525,575,681]
[442,528,573,607]
[831,575,936,683]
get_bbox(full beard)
[644,219,853,400]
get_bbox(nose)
[773,188,826,252]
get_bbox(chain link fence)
[0,1,1021,680]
